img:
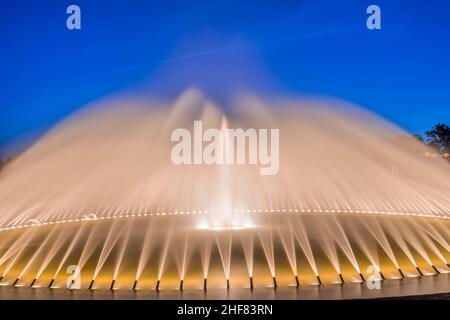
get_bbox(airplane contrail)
[81,48,226,79]
[80,25,349,80]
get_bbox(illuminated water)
[0,90,448,297]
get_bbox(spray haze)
[0,89,449,289]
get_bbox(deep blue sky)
[1,0,449,154]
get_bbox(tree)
[425,123,450,153]
[412,134,424,143]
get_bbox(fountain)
[0,89,448,298]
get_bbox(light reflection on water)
[0,273,448,300]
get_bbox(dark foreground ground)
[377,292,450,300]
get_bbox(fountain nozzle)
[295,275,300,287]
[359,273,365,282]
[431,265,440,274]
[30,278,37,287]
[133,280,138,291]
[203,278,207,291]
[110,279,116,291]
[338,273,345,284]
[316,275,322,286]
[249,277,254,290]
[88,279,95,290]
[156,280,160,291]
[226,279,230,290]
[48,279,55,289]
[398,268,405,278]
[0,276,3,283]
[179,280,184,291]
[379,271,386,280]
[12,278,20,287]
[416,266,424,276]
[272,277,278,289]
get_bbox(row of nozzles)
[0,264,446,291]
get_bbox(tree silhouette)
[412,134,424,143]
[425,123,450,153]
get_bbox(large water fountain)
[0,89,449,299]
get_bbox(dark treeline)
[419,123,450,154]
